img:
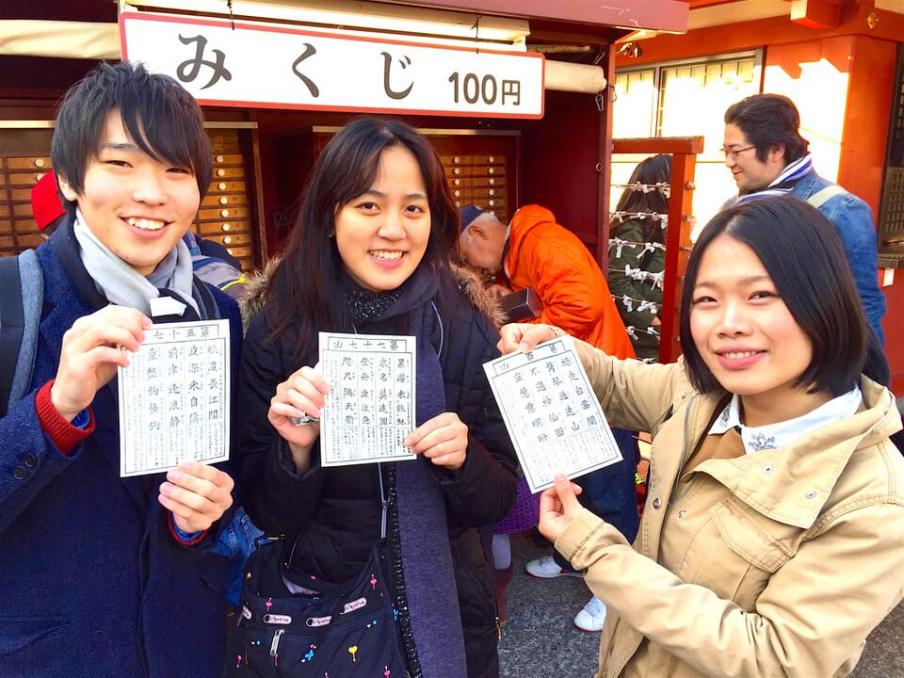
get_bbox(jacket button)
[677,510,687,519]
[652,497,662,509]
[14,466,27,480]
[23,453,37,468]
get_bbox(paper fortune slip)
[319,332,417,467]
[117,319,230,477]
[483,336,623,493]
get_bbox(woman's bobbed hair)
[680,197,885,396]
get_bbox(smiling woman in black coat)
[235,117,518,678]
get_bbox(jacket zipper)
[270,628,285,666]
[137,531,150,678]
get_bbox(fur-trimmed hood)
[238,258,506,332]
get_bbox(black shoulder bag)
[228,465,406,676]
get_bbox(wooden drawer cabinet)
[6,156,51,171]
[211,166,245,180]
[201,193,248,208]
[197,219,252,237]
[435,134,516,222]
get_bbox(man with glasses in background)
[722,93,885,343]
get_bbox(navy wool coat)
[0,227,242,678]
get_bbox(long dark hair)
[680,197,885,397]
[266,117,459,356]
[613,154,671,244]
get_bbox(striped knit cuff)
[167,512,208,546]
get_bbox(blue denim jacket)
[788,172,886,344]
[213,507,264,607]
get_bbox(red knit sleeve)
[35,380,95,454]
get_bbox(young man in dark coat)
[0,61,241,677]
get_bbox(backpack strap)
[192,254,246,296]
[192,275,222,320]
[806,184,846,210]
[0,250,43,417]
[0,256,24,418]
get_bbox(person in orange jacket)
[459,204,635,359]
[459,204,639,633]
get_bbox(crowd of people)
[0,60,901,678]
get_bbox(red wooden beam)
[611,137,703,363]
[658,153,698,363]
[682,0,738,8]
[613,137,705,155]
[615,4,904,67]
[791,0,843,29]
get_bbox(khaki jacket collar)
[687,377,901,529]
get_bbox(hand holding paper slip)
[158,460,235,533]
[483,335,623,493]
[497,322,559,355]
[51,305,151,423]
[267,364,328,473]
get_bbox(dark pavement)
[498,535,903,678]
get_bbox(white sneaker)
[574,596,607,632]
[525,554,583,579]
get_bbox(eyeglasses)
[720,145,756,160]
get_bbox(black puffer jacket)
[236,264,517,678]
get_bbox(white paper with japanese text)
[319,332,417,467]
[483,336,622,493]
[118,319,230,477]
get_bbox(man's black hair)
[724,94,810,164]
[51,61,212,207]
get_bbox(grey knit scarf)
[73,209,199,318]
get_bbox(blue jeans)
[554,427,639,571]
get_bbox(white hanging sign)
[120,13,544,119]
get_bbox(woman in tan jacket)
[501,197,904,677]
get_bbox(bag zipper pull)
[270,628,285,665]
